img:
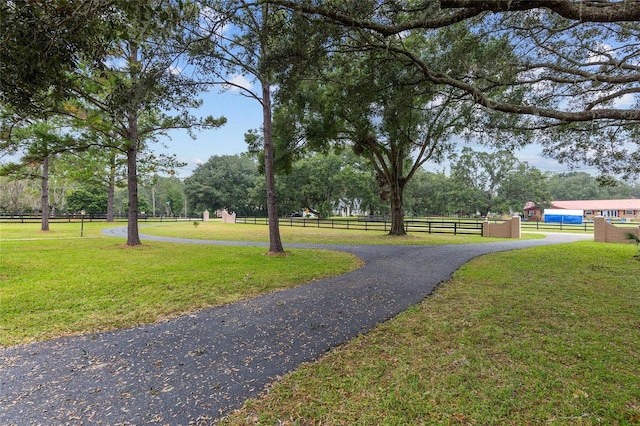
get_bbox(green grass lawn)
[136,220,544,244]
[220,241,640,425]
[0,222,361,346]
[0,220,119,239]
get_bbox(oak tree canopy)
[267,0,640,178]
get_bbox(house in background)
[524,199,640,222]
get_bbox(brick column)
[510,215,521,239]
[593,216,606,242]
[483,218,490,237]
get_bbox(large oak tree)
[273,20,521,234]
[268,0,640,179]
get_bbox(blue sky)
[155,87,264,177]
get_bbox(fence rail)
[521,220,594,232]
[520,219,640,233]
[236,216,638,235]
[0,214,203,223]
[235,216,484,235]
[4,214,635,235]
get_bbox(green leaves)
[0,0,118,115]
[184,154,260,215]
[449,147,550,216]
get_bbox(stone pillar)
[510,215,521,239]
[221,209,236,224]
[482,217,490,237]
[203,210,210,222]
[482,216,521,238]
[593,216,607,242]
[594,215,639,243]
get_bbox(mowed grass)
[221,241,640,425]
[136,220,543,244]
[0,223,361,346]
[0,220,121,239]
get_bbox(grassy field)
[0,222,361,346]
[0,220,527,346]
[220,241,640,425]
[135,220,544,244]
[0,220,119,239]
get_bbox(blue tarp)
[544,209,583,225]
[544,214,583,224]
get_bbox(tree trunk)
[126,143,141,245]
[106,152,116,222]
[124,44,142,245]
[261,78,284,254]
[389,178,406,236]
[40,156,50,232]
[383,150,407,236]
[126,110,141,245]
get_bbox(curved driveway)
[1,229,590,425]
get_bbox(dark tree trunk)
[124,45,141,246]
[260,4,284,255]
[389,178,406,236]
[106,152,116,222]
[40,156,50,232]
[385,149,407,236]
[261,78,284,254]
[126,110,141,246]
[126,144,141,245]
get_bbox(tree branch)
[266,0,485,36]
[440,0,640,22]
[387,45,640,122]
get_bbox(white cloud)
[223,74,253,93]
[516,152,566,172]
[612,92,636,107]
[170,157,205,178]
